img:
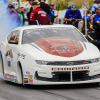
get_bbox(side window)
[8,30,20,44]
[7,31,14,42]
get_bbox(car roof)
[14,24,75,31]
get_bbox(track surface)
[0,79,100,100]
[0,19,98,100]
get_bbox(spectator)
[64,5,82,28]
[91,5,100,41]
[27,0,35,25]
[30,2,52,25]
[92,0,100,14]
[38,0,50,16]
[21,7,25,25]
[82,10,91,35]
[0,4,20,32]
[49,3,58,24]
[17,8,24,26]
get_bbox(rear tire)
[0,52,4,75]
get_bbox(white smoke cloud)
[0,0,7,44]
[0,0,20,44]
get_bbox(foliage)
[48,0,94,10]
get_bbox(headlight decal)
[35,60,48,65]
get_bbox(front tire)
[17,62,23,84]
[17,62,28,87]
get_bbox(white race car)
[0,25,100,85]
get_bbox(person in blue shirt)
[82,11,91,34]
[64,5,82,28]
[49,3,58,24]
[91,5,100,41]
[92,0,100,14]
[83,13,91,21]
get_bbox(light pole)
[84,0,87,36]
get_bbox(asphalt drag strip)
[1,80,100,100]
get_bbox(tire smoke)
[0,0,20,44]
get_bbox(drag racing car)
[0,24,100,85]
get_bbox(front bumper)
[29,62,100,85]
[35,71,100,82]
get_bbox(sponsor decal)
[4,73,17,82]
[52,66,89,71]
[5,58,16,62]
[51,45,80,53]
[18,53,26,59]
[29,79,33,83]
[84,62,89,64]
[9,75,12,78]
[6,73,7,80]
[15,79,18,83]
[34,37,83,57]
[26,71,30,74]
[13,76,17,82]
[7,61,11,67]
[10,75,14,82]
[4,73,7,80]
[24,75,28,78]
[14,76,17,79]
[11,77,13,82]
[24,78,28,83]
[28,75,33,79]
[5,49,13,58]
[7,74,10,80]
[67,62,75,65]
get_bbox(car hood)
[34,37,83,57]
[22,38,100,61]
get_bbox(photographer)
[27,0,35,25]
[64,5,82,28]
[92,0,100,14]
[91,5,100,41]
[49,3,58,24]
[82,10,91,35]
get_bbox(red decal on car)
[29,79,33,83]
[26,71,30,74]
[34,37,83,57]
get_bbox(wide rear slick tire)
[0,52,4,75]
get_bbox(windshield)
[22,27,86,44]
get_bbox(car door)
[5,30,20,74]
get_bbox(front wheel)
[17,62,28,87]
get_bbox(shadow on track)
[5,81,23,88]
[26,83,100,90]
[4,80,100,90]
